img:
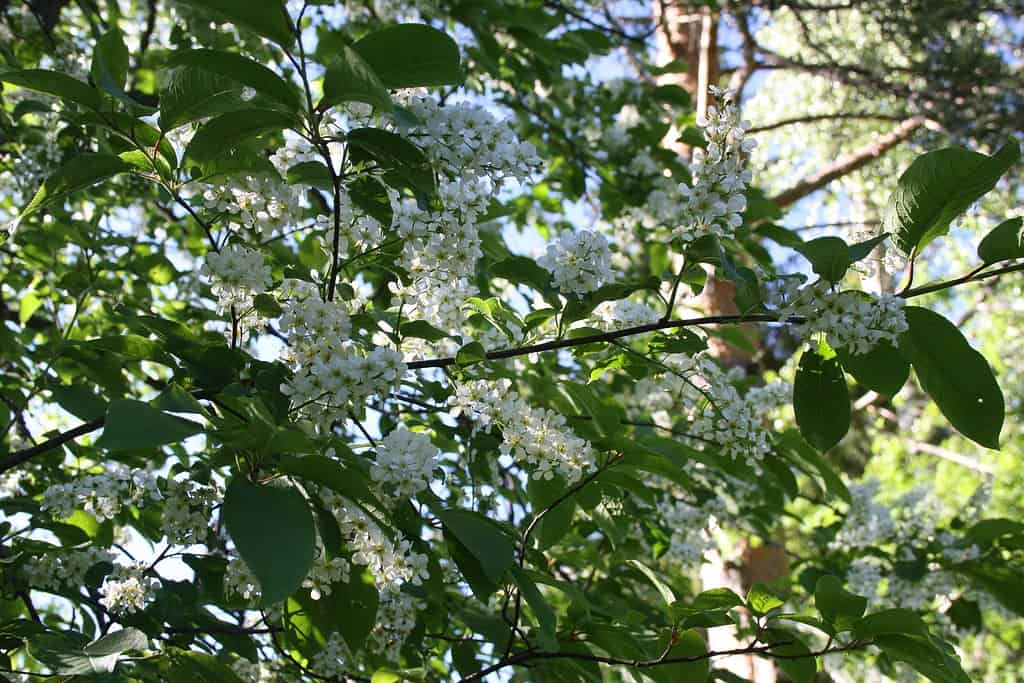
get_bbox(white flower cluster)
[402,97,541,183]
[186,173,303,238]
[538,230,615,296]
[224,556,261,602]
[836,479,985,611]
[310,633,351,680]
[388,179,487,331]
[657,496,716,566]
[450,379,596,483]
[325,491,430,590]
[674,87,755,243]
[303,553,352,600]
[201,243,272,312]
[312,202,385,261]
[370,428,439,499]
[100,563,157,615]
[162,477,220,545]
[369,586,425,663]
[278,280,406,426]
[591,298,660,331]
[633,354,788,469]
[768,277,909,355]
[28,547,114,592]
[41,465,160,522]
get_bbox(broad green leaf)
[512,567,558,650]
[185,109,295,162]
[49,384,108,422]
[95,399,203,451]
[746,583,784,614]
[627,559,676,609]
[158,66,252,129]
[977,217,1024,265]
[854,608,929,640]
[795,236,850,283]
[175,0,295,46]
[275,453,389,525]
[166,49,302,112]
[21,154,132,219]
[19,291,42,325]
[836,342,909,396]
[455,341,487,366]
[437,509,514,585]
[0,68,102,109]
[400,320,453,342]
[794,348,850,451]
[886,142,1021,256]
[874,634,970,683]
[346,127,434,194]
[353,24,463,89]
[766,629,816,683]
[644,629,709,683]
[814,575,867,632]
[372,671,402,683]
[847,233,889,263]
[222,478,315,605]
[90,28,129,96]
[899,306,1004,448]
[81,628,148,672]
[321,46,393,112]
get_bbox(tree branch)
[0,417,104,473]
[747,112,906,134]
[771,116,931,208]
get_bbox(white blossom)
[538,230,615,296]
[370,429,439,499]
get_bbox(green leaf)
[90,29,131,103]
[746,583,784,615]
[222,478,315,605]
[353,24,463,89]
[886,142,1021,256]
[766,629,816,683]
[814,575,867,632]
[372,670,402,683]
[455,341,487,366]
[81,628,148,672]
[50,384,108,422]
[174,0,295,46]
[977,217,1024,265]
[185,109,295,162]
[321,46,393,112]
[899,306,1004,448]
[795,236,851,283]
[20,153,132,219]
[165,49,302,112]
[438,509,515,585]
[157,66,253,129]
[95,399,203,451]
[793,348,850,451]
[275,453,388,524]
[874,634,970,683]
[626,559,676,609]
[836,342,909,396]
[511,567,558,650]
[853,608,929,640]
[400,320,453,342]
[0,68,102,109]
[644,630,709,683]
[847,233,890,264]
[346,127,434,195]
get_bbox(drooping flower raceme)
[450,379,596,483]
[41,465,160,522]
[201,243,272,312]
[768,277,909,354]
[591,298,660,331]
[100,563,157,615]
[185,173,304,239]
[674,86,755,244]
[370,428,439,499]
[538,229,615,296]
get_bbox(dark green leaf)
[886,142,1021,256]
[848,233,889,263]
[794,348,850,451]
[899,306,1004,448]
[627,559,676,609]
[90,29,131,102]
[644,630,708,683]
[321,46,393,112]
[21,154,132,219]
[854,608,929,640]
[977,217,1024,265]
[353,24,463,89]
[346,127,434,194]
[795,236,850,283]
[95,400,203,451]
[746,583,784,615]
[0,68,102,109]
[438,509,514,584]
[836,343,909,396]
[175,0,295,46]
[874,634,970,683]
[511,568,558,650]
[185,109,295,162]
[401,320,454,342]
[814,575,867,632]
[222,478,315,605]
[165,49,302,112]
[456,341,487,366]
